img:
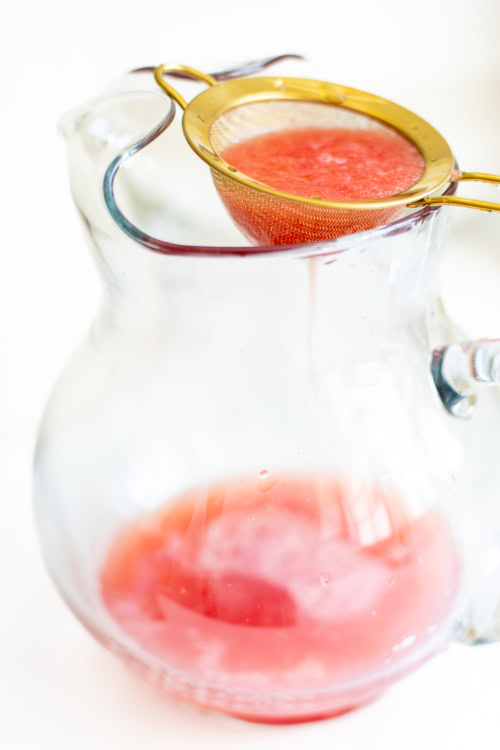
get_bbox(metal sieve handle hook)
[410,171,500,213]
[154,64,217,110]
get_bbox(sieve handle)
[409,171,500,212]
[154,64,217,110]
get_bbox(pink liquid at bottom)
[101,476,459,722]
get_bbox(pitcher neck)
[90,209,448,354]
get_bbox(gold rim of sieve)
[154,64,500,213]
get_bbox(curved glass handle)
[432,340,500,417]
[457,543,500,645]
[431,339,500,645]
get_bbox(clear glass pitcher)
[34,58,500,724]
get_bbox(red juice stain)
[101,476,459,720]
[216,127,425,245]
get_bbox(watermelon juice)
[101,475,459,722]
[215,127,424,245]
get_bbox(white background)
[2,1,500,748]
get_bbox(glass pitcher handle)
[432,340,500,643]
[432,339,500,417]
[457,542,500,645]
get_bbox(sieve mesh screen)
[209,100,423,245]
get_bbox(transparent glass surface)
[33,75,500,723]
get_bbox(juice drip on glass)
[101,476,459,721]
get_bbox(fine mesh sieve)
[154,64,500,246]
